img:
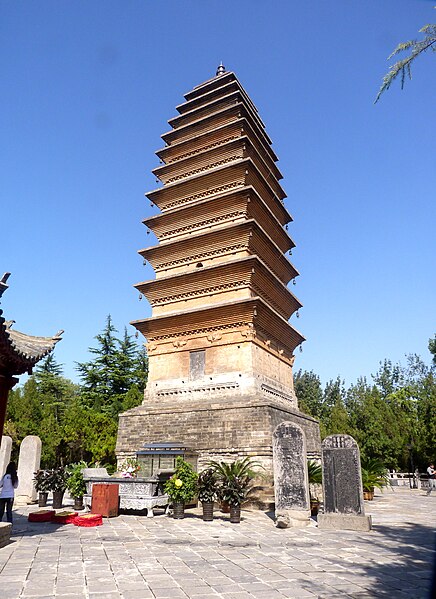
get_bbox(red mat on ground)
[28,510,55,522]
[73,513,103,527]
[51,511,78,524]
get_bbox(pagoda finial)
[216,62,226,76]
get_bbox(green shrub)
[164,457,198,504]
[66,461,88,498]
[197,468,218,503]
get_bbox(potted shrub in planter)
[164,457,198,519]
[66,462,88,510]
[33,469,50,507]
[197,468,218,521]
[361,457,390,500]
[307,460,322,516]
[208,457,262,523]
[47,467,68,509]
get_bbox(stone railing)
[389,472,430,490]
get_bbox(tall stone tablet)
[272,421,310,528]
[318,434,372,531]
[0,435,12,477]
[15,435,42,505]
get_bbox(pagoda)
[116,66,320,503]
[0,273,63,442]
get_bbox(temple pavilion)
[0,273,63,442]
[116,66,320,504]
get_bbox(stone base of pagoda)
[116,395,320,508]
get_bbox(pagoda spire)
[216,62,226,76]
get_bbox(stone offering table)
[83,471,169,517]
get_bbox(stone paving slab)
[0,488,434,598]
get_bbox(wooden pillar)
[0,374,17,445]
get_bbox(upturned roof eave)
[0,312,63,375]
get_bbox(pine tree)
[76,316,148,418]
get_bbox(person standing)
[0,462,19,523]
[426,463,435,496]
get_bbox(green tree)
[76,316,147,418]
[429,334,436,366]
[294,370,323,419]
[375,20,436,102]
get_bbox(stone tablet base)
[318,513,372,532]
[0,522,12,547]
[275,509,311,528]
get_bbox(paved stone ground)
[0,488,434,599]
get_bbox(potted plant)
[66,462,88,510]
[164,456,198,519]
[46,466,68,509]
[307,460,322,516]
[208,457,262,523]
[197,468,218,521]
[361,457,390,500]
[33,469,50,507]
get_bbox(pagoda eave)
[156,117,279,166]
[143,185,293,238]
[131,296,305,356]
[134,255,301,320]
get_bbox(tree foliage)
[296,343,436,470]
[76,316,147,418]
[375,21,436,103]
[5,316,148,468]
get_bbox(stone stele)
[0,435,12,477]
[318,434,372,532]
[272,421,310,528]
[15,435,42,505]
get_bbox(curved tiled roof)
[0,308,63,376]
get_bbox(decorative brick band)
[166,155,241,184]
[165,134,241,164]
[156,382,239,398]
[157,242,246,271]
[153,279,248,305]
[164,181,242,211]
[160,210,244,240]
[261,383,294,403]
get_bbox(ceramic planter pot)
[220,500,231,513]
[38,492,48,507]
[52,491,64,509]
[202,501,214,521]
[74,497,84,511]
[172,502,185,519]
[229,505,241,523]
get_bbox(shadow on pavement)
[302,520,435,599]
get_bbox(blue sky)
[1,0,435,387]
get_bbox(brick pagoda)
[116,66,320,502]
